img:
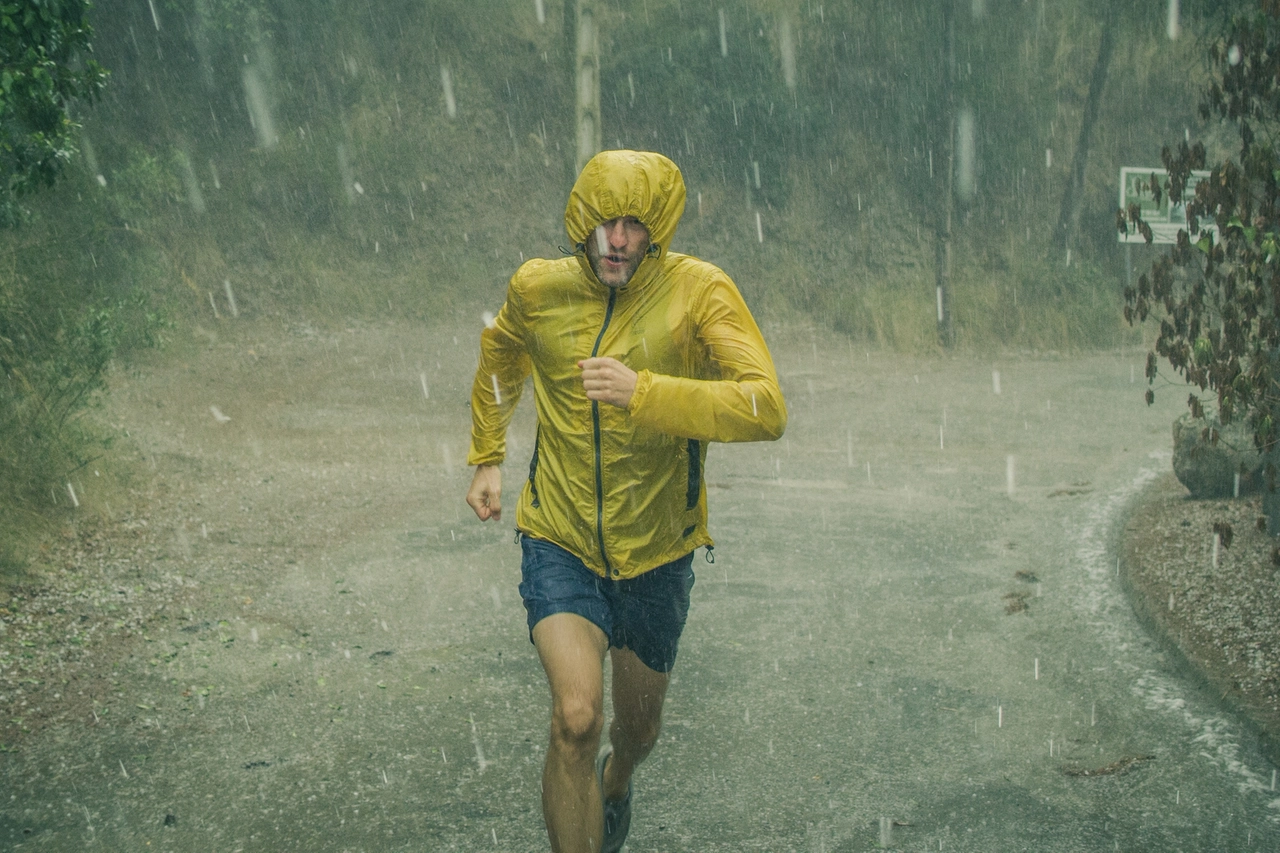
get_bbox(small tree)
[1123,4,1280,528]
[0,0,107,226]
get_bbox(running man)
[465,149,786,853]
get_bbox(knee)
[549,696,603,754]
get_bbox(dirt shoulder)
[1120,472,1280,766]
[0,316,482,750]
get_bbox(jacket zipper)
[590,288,618,576]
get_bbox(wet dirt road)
[3,317,1277,851]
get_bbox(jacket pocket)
[685,438,701,510]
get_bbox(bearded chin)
[590,256,639,287]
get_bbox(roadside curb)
[1117,473,1280,769]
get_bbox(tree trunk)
[935,0,955,349]
[1055,19,1114,253]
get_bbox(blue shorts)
[518,535,696,673]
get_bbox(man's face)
[585,216,650,288]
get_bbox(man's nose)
[605,221,628,247]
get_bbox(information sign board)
[1118,166,1215,244]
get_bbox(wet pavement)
[3,320,1277,851]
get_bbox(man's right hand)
[466,464,503,521]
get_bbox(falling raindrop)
[65,482,79,508]
[147,0,160,29]
[242,66,278,148]
[470,714,488,773]
[1045,148,1052,169]
[441,66,457,118]
[534,0,545,24]
[1034,658,1039,680]
[420,373,430,399]
[1228,44,1242,66]
[755,212,764,243]
[1167,0,1180,40]
[956,107,975,201]
[779,17,796,90]
[223,280,239,318]
[879,816,892,848]
[491,374,502,405]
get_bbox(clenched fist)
[578,356,637,408]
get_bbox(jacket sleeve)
[466,280,531,466]
[627,272,786,443]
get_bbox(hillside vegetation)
[0,0,1227,555]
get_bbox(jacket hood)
[565,150,686,264]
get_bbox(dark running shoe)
[596,745,633,853]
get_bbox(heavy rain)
[1,1,1279,851]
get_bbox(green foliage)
[0,0,106,226]
[1126,5,1280,456]
[0,270,155,513]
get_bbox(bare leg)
[601,646,671,802]
[532,612,610,853]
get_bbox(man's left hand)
[579,357,637,408]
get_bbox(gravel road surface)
[2,317,1277,852]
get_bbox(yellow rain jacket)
[467,150,786,579]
